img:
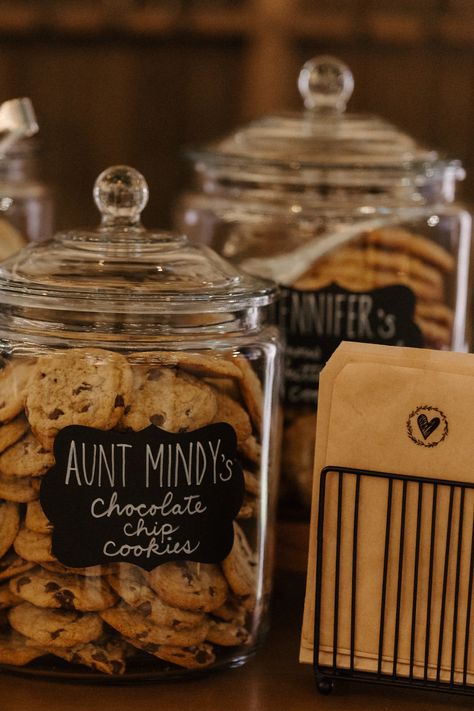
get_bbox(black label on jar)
[273,282,423,407]
[40,423,244,571]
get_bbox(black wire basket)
[313,466,474,696]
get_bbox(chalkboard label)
[273,282,423,407]
[40,423,244,571]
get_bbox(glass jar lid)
[188,56,449,172]
[0,166,276,314]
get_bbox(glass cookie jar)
[0,141,54,259]
[0,166,281,679]
[176,56,472,516]
[0,98,53,260]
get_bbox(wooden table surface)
[0,572,472,711]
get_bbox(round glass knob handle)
[298,56,354,113]
[93,165,149,227]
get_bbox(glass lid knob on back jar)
[0,166,281,680]
[176,55,472,525]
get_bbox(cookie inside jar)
[0,166,281,679]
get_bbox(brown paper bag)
[301,342,474,685]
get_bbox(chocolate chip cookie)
[45,636,129,675]
[149,562,228,613]
[13,526,55,563]
[211,390,252,444]
[0,360,35,425]
[9,602,103,648]
[11,568,118,612]
[211,597,247,625]
[126,638,216,669]
[121,366,217,433]
[239,435,261,466]
[0,551,34,582]
[0,414,29,455]
[235,357,263,433]
[108,566,203,629]
[128,350,243,380]
[0,473,39,503]
[25,501,53,535]
[206,619,249,646]
[0,431,55,478]
[26,348,132,447]
[221,523,257,597]
[101,605,210,647]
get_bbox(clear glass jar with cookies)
[176,55,472,525]
[0,166,281,679]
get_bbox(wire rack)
[314,466,474,696]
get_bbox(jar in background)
[0,139,53,259]
[0,166,281,679]
[176,56,472,523]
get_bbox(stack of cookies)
[294,226,455,349]
[0,346,268,676]
[283,225,455,509]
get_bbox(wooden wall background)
[1,0,474,231]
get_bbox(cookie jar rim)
[186,147,460,182]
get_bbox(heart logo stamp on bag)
[407,406,448,448]
[417,414,440,440]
